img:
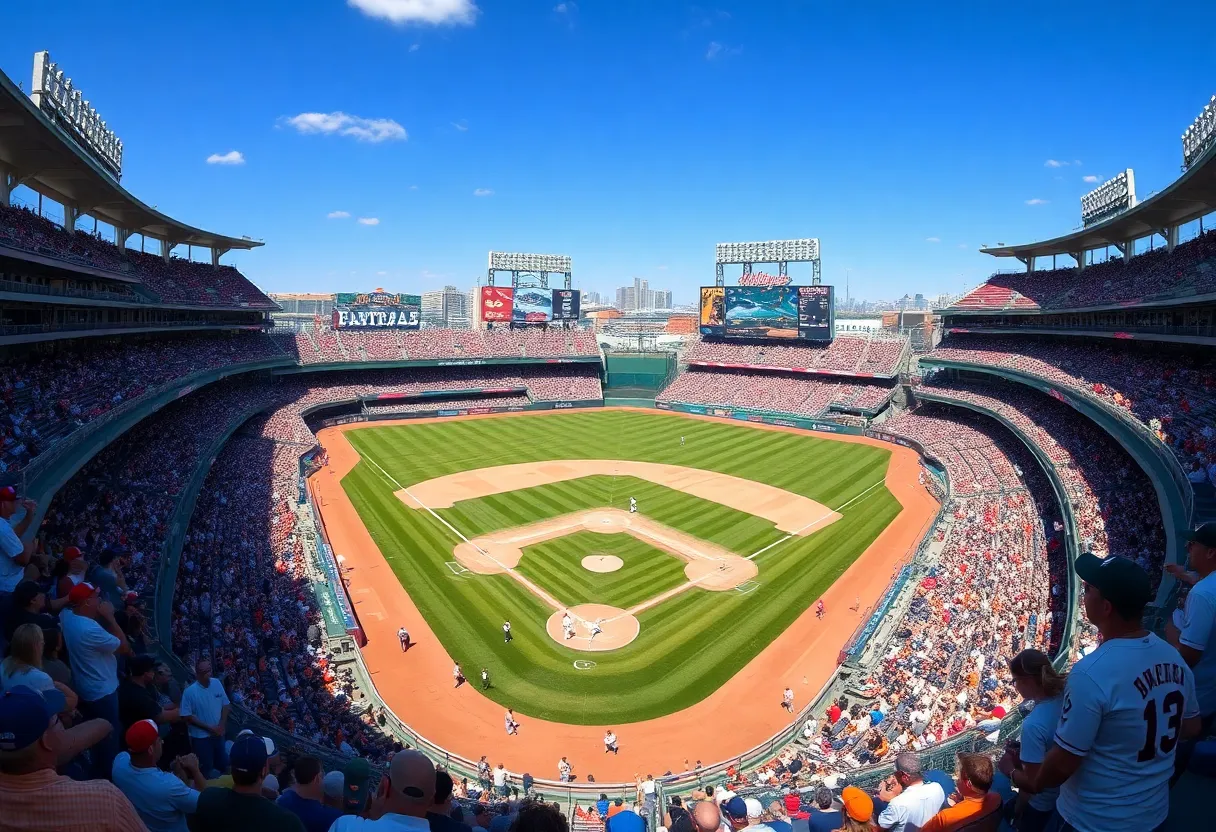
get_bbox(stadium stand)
[684,333,907,376]
[658,370,896,418]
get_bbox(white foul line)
[745,477,887,561]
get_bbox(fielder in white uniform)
[562,612,574,640]
[629,497,637,514]
[1031,553,1201,832]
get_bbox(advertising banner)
[724,287,799,339]
[551,289,581,320]
[332,290,421,330]
[797,285,834,340]
[513,288,553,322]
[481,286,514,322]
[699,287,725,336]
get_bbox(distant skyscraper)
[614,277,670,311]
[422,285,470,328]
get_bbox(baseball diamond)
[309,408,937,778]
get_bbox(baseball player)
[562,611,575,640]
[397,626,411,652]
[505,708,519,735]
[453,663,465,688]
[816,600,825,620]
[558,757,573,782]
[503,620,512,643]
[782,687,794,713]
[1028,553,1201,832]
[481,667,491,690]
[589,619,603,642]
[680,436,685,447]
[629,497,637,514]
[604,729,618,755]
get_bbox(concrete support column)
[1167,225,1180,252]
[1018,255,1034,273]
[63,202,80,232]
[1070,251,1085,272]
[0,165,12,205]
[212,246,229,267]
[160,238,174,263]
[1115,241,1131,261]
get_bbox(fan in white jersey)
[1031,553,1201,832]
[1167,523,1216,725]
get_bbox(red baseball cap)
[125,719,159,753]
[0,486,15,502]
[67,582,99,604]
[63,546,83,561]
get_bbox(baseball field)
[336,409,902,725]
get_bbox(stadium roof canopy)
[0,68,261,253]
[980,144,1216,261]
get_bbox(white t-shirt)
[876,780,944,832]
[111,751,199,832]
[642,779,656,795]
[0,663,55,694]
[1178,570,1216,716]
[493,768,507,787]
[179,678,230,739]
[0,517,24,592]
[1054,632,1200,832]
[1017,695,1063,812]
[331,813,433,832]
[59,608,120,700]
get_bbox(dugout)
[604,352,676,400]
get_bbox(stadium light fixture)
[715,238,820,264]
[1080,169,1136,227]
[488,251,572,273]
[1182,95,1216,170]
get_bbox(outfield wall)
[655,400,866,434]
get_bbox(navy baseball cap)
[229,733,269,776]
[1075,552,1152,614]
[1187,522,1216,549]
[0,686,66,751]
[725,797,748,820]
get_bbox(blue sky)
[3,1,1215,305]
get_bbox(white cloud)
[958,243,969,249]
[327,211,351,219]
[283,111,407,143]
[554,2,570,11]
[1082,174,1100,183]
[409,184,419,190]
[206,150,245,165]
[1044,159,1067,168]
[409,43,420,52]
[706,41,722,59]
[925,236,941,243]
[347,0,477,26]
[451,119,469,131]
[357,217,381,225]
[473,188,494,197]
[1025,198,1049,206]
[377,270,388,276]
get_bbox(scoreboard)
[700,285,834,341]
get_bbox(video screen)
[724,287,799,339]
[699,287,725,336]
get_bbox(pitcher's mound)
[582,554,624,573]
[546,604,640,651]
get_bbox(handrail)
[0,277,148,303]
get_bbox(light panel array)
[29,51,123,178]
[1080,169,1136,227]
[488,251,572,273]
[1183,94,1216,170]
[715,238,820,264]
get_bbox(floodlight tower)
[487,252,573,289]
[714,239,821,286]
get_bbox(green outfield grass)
[341,409,902,723]
[517,530,689,610]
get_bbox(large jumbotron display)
[700,285,834,339]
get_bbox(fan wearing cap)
[330,749,435,832]
[838,786,875,832]
[50,545,90,612]
[1030,553,1202,832]
[60,579,131,779]
[2,579,55,642]
[194,732,305,832]
[0,485,36,599]
[1166,522,1216,730]
[0,686,145,832]
[112,718,205,832]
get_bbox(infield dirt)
[310,408,937,781]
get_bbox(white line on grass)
[745,477,887,561]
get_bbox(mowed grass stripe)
[517,532,687,609]
[341,411,902,723]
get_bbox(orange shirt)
[0,768,146,832]
[919,792,1001,832]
